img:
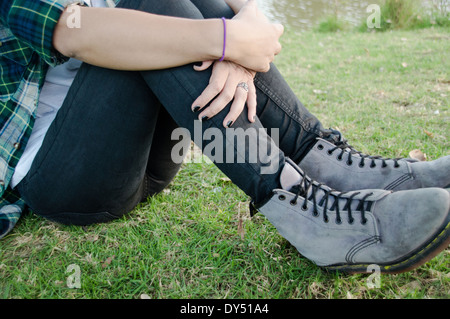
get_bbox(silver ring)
[237,82,249,92]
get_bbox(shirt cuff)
[6,0,83,67]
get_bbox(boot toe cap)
[355,188,449,265]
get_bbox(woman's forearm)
[53,7,224,70]
[53,1,283,73]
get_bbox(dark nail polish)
[201,116,209,122]
[193,106,201,112]
[226,120,234,128]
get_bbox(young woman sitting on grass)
[0,0,449,273]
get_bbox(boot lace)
[327,139,402,169]
[289,165,373,225]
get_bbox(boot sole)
[323,218,450,274]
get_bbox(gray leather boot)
[255,158,450,273]
[298,138,450,192]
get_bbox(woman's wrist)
[220,19,245,65]
[197,18,227,61]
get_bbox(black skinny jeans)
[16,0,337,225]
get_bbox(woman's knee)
[117,0,204,19]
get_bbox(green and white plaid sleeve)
[2,0,81,66]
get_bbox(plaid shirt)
[0,0,119,239]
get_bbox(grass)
[1,27,449,299]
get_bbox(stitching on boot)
[345,236,381,263]
[384,174,412,190]
[330,221,450,273]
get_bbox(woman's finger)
[193,60,214,71]
[192,61,256,122]
[246,81,257,123]
[198,75,238,121]
[223,82,248,128]
[191,64,228,112]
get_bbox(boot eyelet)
[327,150,333,156]
[346,160,353,166]
[323,216,329,223]
[317,144,324,150]
[359,162,365,168]
[337,155,343,161]
[278,195,286,201]
[370,163,376,169]
[290,200,297,206]
[394,163,400,168]
[361,218,368,225]
[301,204,308,211]
[313,211,319,217]
[348,218,354,224]
[335,218,342,225]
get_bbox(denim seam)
[254,75,323,138]
[143,173,149,200]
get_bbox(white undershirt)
[10,0,110,188]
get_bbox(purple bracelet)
[219,17,226,62]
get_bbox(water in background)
[256,0,447,31]
[257,0,382,30]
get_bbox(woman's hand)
[226,0,284,72]
[190,0,283,127]
[191,60,257,128]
